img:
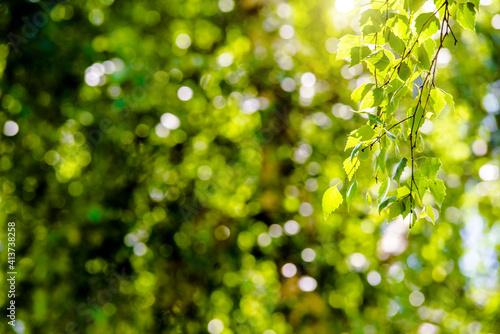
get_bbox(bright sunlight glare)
[335,0,355,13]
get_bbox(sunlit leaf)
[388,32,405,56]
[420,157,441,179]
[350,46,372,67]
[351,83,375,104]
[390,14,410,40]
[428,179,446,205]
[415,12,440,42]
[346,180,358,210]
[386,130,397,141]
[360,88,384,110]
[322,184,344,219]
[393,158,407,181]
[418,43,431,69]
[426,204,435,224]
[376,147,387,174]
[363,50,391,72]
[368,113,383,126]
[398,62,412,81]
[347,125,376,145]
[444,90,455,114]
[456,2,476,31]
[378,178,390,203]
[388,201,402,221]
[344,157,360,181]
[337,35,361,60]
[430,88,446,116]
[378,196,396,213]
[396,186,410,199]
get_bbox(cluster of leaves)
[323,0,479,227]
[2,0,500,333]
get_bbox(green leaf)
[387,77,405,93]
[407,0,426,13]
[360,9,384,27]
[423,38,436,56]
[350,125,376,141]
[345,125,376,150]
[410,210,418,228]
[363,50,390,72]
[469,0,479,8]
[388,32,405,56]
[376,147,387,175]
[426,204,435,224]
[411,105,425,139]
[346,126,377,150]
[360,88,384,110]
[418,43,431,69]
[388,202,402,221]
[351,83,375,104]
[430,88,446,117]
[415,12,440,42]
[336,35,361,61]
[444,91,455,114]
[368,114,383,126]
[358,147,370,160]
[420,157,441,179]
[350,143,363,160]
[389,80,411,107]
[350,46,371,67]
[402,196,412,219]
[363,24,381,36]
[344,157,360,181]
[345,136,360,151]
[393,158,407,181]
[378,178,390,204]
[415,178,429,202]
[386,130,396,141]
[428,179,446,206]
[398,62,412,81]
[417,39,435,71]
[378,196,396,214]
[322,184,344,220]
[456,2,476,31]
[396,186,410,199]
[346,180,358,210]
[390,14,410,40]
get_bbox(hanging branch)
[322,0,478,226]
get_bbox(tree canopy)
[0,0,500,333]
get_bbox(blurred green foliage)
[0,0,500,333]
